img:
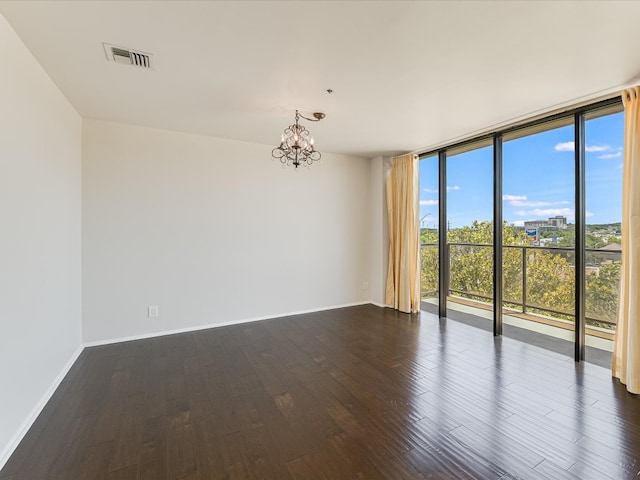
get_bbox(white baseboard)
[0,344,85,472]
[83,301,373,347]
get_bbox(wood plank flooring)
[1,304,639,479]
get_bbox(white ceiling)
[2,1,640,158]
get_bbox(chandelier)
[272,110,325,168]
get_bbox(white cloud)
[598,152,622,159]
[420,200,438,206]
[555,142,574,152]
[510,200,570,207]
[529,208,574,217]
[513,208,588,221]
[503,194,527,201]
[554,142,613,153]
[586,144,610,152]
[511,220,525,227]
[424,186,460,193]
[503,194,569,207]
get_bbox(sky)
[419,111,624,229]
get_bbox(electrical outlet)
[148,305,159,318]
[363,282,369,291]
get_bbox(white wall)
[82,120,371,343]
[369,155,394,306]
[0,13,82,466]
[369,156,389,305]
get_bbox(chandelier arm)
[298,114,318,122]
[297,113,324,122]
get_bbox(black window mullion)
[493,135,503,336]
[574,113,586,362]
[438,150,448,318]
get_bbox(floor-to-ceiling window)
[418,98,623,364]
[446,142,494,319]
[584,107,624,352]
[419,154,439,312]
[502,119,576,348]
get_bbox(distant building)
[547,215,568,230]
[524,216,568,232]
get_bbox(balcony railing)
[420,242,621,332]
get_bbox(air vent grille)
[103,43,153,69]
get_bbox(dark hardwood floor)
[1,304,639,479]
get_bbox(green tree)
[421,221,525,303]
[586,262,620,326]
[420,228,439,297]
[420,220,620,331]
[525,249,575,317]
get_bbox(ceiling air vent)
[103,43,153,69]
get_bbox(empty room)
[1,1,639,479]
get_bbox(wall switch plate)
[148,305,159,318]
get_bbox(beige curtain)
[613,87,640,394]
[385,153,420,313]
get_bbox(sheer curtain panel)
[385,153,420,313]
[613,87,640,394]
